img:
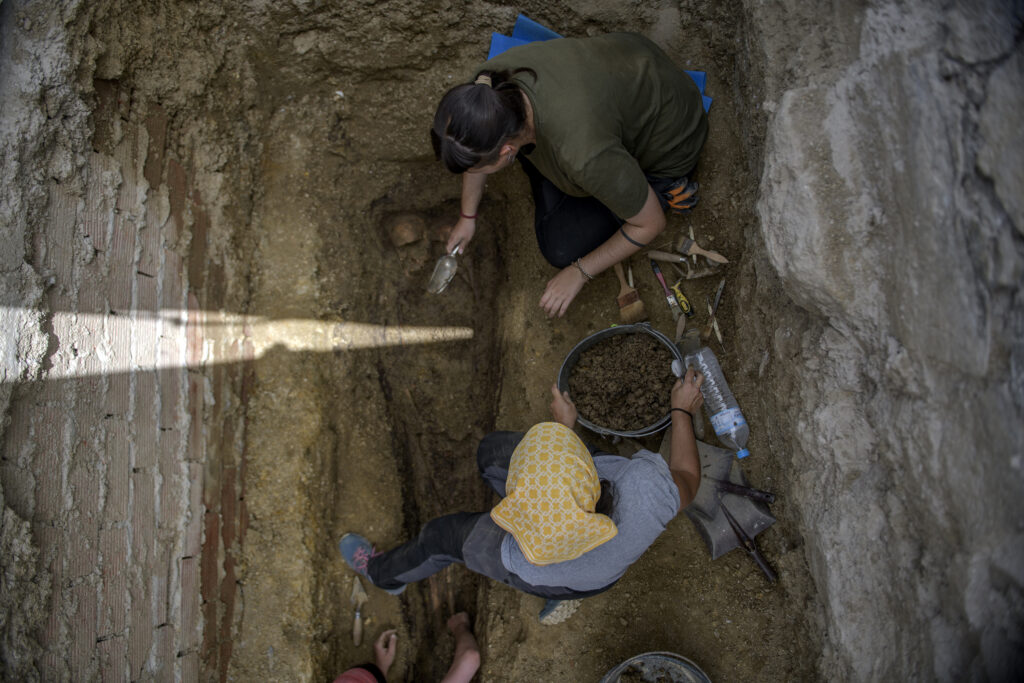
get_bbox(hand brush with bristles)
[613,262,647,323]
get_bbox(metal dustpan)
[427,242,461,294]
[659,435,776,559]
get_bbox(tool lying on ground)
[650,260,684,320]
[710,477,776,504]
[677,237,729,265]
[647,250,721,280]
[427,241,462,294]
[658,435,777,574]
[613,262,647,323]
[701,278,726,345]
[670,280,696,318]
[720,495,778,583]
[350,577,368,646]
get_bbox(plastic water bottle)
[685,346,750,458]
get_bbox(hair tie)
[474,74,493,87]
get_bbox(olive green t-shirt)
[480,32,708,219]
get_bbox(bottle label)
[711,408,746,435]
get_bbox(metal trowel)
[427,241,462,294]
[350,577,368,646]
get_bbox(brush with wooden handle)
[613,262,647,323]
[677,237,729,264]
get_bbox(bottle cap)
[736,448,750,459]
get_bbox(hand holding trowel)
[350,577,369,646]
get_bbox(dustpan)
[658,434,775,559]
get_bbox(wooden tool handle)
[613,262,630,294]
[692,245,729,264]
[352,611,363,646]
[648,250,685,263]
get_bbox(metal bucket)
[598,651,712,683]
[557,322,683,439]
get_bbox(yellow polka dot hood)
[490,422,618,565]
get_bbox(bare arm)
[669,367,704,511]
[445,172,488,253]
[539,185,667,317]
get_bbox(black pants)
[519,157,692,268]
[366,431,618,600]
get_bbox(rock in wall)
[748,0,1024,679]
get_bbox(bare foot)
[373,629,398,677]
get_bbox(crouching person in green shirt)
[431,32,709,317]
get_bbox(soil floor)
[236,5,822,681]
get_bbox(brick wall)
[1,80,249,681]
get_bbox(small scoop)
[427,242,462,294]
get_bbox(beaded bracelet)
[573,259,594,281]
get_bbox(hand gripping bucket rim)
[557,322,684,439]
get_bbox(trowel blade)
[350,576,368,608]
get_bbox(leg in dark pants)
[519,156,700,267]
[366,512,485,591]
[519,158,622,268]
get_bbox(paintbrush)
[613,262,647,323]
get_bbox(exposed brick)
[32,398,67,523]
[70,581,99,678]
[220,467,237,549]
[184,463,204,557]
[128,568,153,680]
[151,542,173,627]
[36,523,66,680]
[82,151,119,280]
[188,191,209,292]
[180,556,200,650]
[143,104,167,190]
[109,127,141,314]
[154,624,176,683]
[104,421,131,524]
[187,374,204,463]
[99,526,129,638]
[200,510,221,672]
[41,183,78,298]
[134,370,159,469]
[131,470,156,568]
[200,512,220,606]
[97,634,127,683]
[180,652,200,682]
[166,159,187,245]
[68,449,100,580]
[158,446,185,544]
[2,398,39,518]
[218,555,237,683]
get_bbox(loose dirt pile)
[568,333,676,432]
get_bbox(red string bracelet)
[460,211,477,219]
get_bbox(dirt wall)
[745,0,1024,679]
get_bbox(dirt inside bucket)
[568,333,677,432]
